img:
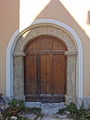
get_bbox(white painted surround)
[6,19,83,98]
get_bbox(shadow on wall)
[87,11,90,25]
[33,0,90,42]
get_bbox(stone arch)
[14,26,77,52]
[13,24,78,104]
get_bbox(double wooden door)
[24,36,67,102]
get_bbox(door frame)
[6,19,83,105]
[13,24,77,104]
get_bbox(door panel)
[53,39,66,51]
[25,38,40,51]
[53,54,66,94]
[24,55,37,95]
[40,36,53,50]
[40,54,53,94]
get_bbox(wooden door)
[24,36,67,102]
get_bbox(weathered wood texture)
[24,36,67,102]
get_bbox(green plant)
[18,99,25,109]
[22,107,30,113]
[1,99,25,119]
[66,102,78,118]
[57,108,66,115]
[17,116,30,120]
[22,107,42,115]
[2,110,11,120]
[8,99,25,109]
[1,99,43,120]
[58,102,90,120]
[22,107,43,120]
[29,107,42,115]
[8,99,18,108]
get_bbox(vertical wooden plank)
[53,54,66,94]
[40,54,53,94]
[36,55,41,95]
[24,55,37,95]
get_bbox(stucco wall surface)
[0,0,90,97]
[0,0,19,94]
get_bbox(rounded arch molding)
[6,19,83,104]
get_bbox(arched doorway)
[13,23,78,104]
[24,36,67,102]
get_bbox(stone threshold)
[25,102,66,115]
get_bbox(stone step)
[25,102,66,115]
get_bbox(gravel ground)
[0,102,73,120]
[19,114,73,120]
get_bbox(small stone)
[11,116,17,120]
[0,103,9,111]
[19,113,36,120]
[65,111,70,115]
[56,114,67,119]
